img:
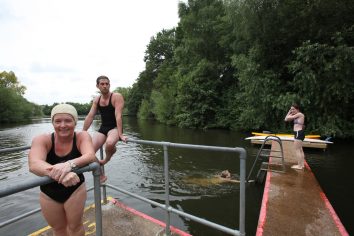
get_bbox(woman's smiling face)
[52,113,76,137]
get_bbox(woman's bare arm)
[28,134,52,177]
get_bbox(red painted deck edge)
[256,159,349,236]
[256,163,272,236]
[109,198,191,236]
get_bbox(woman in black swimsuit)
[28,104,96,235]
[284,103,305,170]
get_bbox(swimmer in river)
[183,170,240,186]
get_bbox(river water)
[0,117,353,236]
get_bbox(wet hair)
[292,103,300,111]
[96,75,110,85]
[221,170,231,178]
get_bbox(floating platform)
[252,132,321,139]
[256,141,349,236]
[29,196,190,236]
[246,135,333,149]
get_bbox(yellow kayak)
[251,132,321,139]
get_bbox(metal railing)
[0,139,247,236]
[247,135,285,182]
[118,139,247,236]
[0,164,103,235]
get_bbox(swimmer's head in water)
[221,170,231,179]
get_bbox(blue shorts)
[294,130,305,141]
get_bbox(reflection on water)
[0,117,353,235]
[0,151,25,180]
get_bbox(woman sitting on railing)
[28,104,96,236]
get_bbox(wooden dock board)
[256,141,349,236]
[29,197,190,236]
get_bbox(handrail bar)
[128,139,246,153]
[0,163,98,198]
[0,208,41,228]
[0,145,31,153]
[246,135,284,181]
[0,162,102,236]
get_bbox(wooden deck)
[29,197,190,236]
[256,141,349,236]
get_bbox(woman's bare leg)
[292,140,304,170]
[40,193,68,236]
[92,132,108,182]
[104,128,119,162]
[64,184,87,236]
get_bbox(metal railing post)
[100,147,107,204]
[92,162,103,236]
[239,148,247,236]
[163,143,171,236]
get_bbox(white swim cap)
[51,104,78,124]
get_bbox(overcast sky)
[0,0,181,105]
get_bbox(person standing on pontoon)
[28,104,96,236]
[284,103,305,170]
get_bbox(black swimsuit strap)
[97,93,113,108]
[51,132,55,149]
[50,132,77,155]
[109,93,113,105]
[97,95,102,108]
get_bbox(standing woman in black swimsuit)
[28,104,96,236]
[284,103,305,170]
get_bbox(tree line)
[2,0,354,138]
[0,71,93,121]
[0,70,129,122]
[0,71,42,123]
[125,0,354,138]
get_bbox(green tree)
[230,51,284,131]
[145,29,178,124]
[0,71,26,95]
[225,0,354,134]
[126,0,354,137]
[137,99,153,120]
[176,59,222,128]
[0,71,42,122]
[151,64,178,125]
[175,0,230,128]
[0,87,32,122]
[288,35,354,137]
[126,70,154,116]
[67,102,91,116]
[41,103,59,116]
[127,29,176,118]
